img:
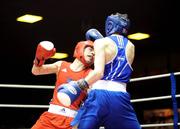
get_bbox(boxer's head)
[73,40,94,67]
[105,13,130,36]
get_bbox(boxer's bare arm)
[32,61,62,75]
[126,40,135,65]
[85,39,106,85]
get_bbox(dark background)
[0,0,179,128]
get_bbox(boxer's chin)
[57,92,71,107]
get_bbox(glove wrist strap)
[77,79,89,90]
[33,58,45,67]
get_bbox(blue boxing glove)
[57,79,89,106]
[85,28,104,41]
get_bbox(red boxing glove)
[34,41,56,67]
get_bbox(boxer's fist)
[34,41,56,67]
[57,81,82,107]
[85,28,104,41]
[57,79,88,106]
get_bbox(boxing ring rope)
[0,72,180,128]
[0,104,49,108]
[0,84,54,89]
[1,72,180,89]
[130,71,180,82]
[141,123,180,128]
[0,94,180,107]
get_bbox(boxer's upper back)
[104,34,134,65]
[101,34,134,83]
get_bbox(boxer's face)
[84,46,94,64]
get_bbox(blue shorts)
[71,89,141,129]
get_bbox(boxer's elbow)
[94,70,104,80]
[32,69,39,75]
[31,66,41,75]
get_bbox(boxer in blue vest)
[60,13,141,129]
